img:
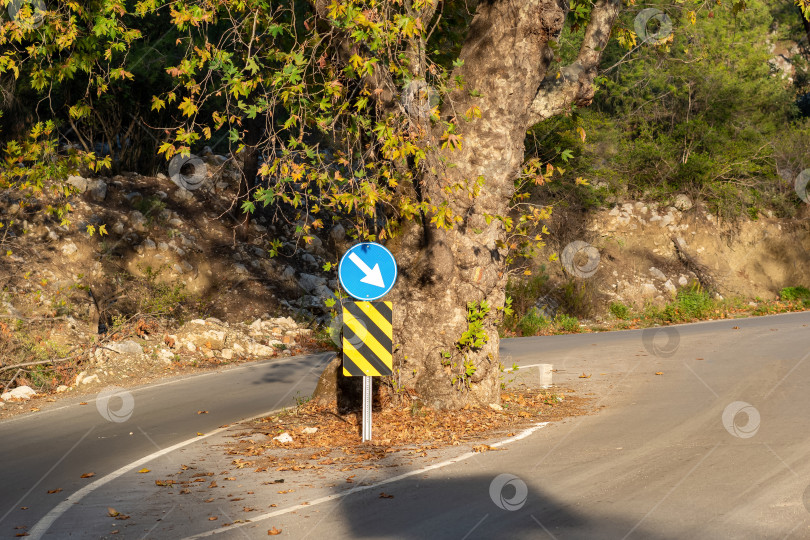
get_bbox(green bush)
[609,301,631,320]
[554,313,581,333]
[517,308,550,337]
[779,286,810,301]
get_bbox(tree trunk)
[235,116,262,240]
[315,0,620,410]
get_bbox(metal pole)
[362,375,372,441]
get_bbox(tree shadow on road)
[316,473,677,540]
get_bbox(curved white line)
[184,422,550,538]
[27,408,282,539]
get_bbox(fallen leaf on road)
[155,479,174,486]
[115,515,130,521]
[137,468,150,474]
[277,489,293,494]
[579,373,591,379]
[180,489,191,494]
[47,489,62,494]
[472,444,493,453]
[655,372,663,376]
[79,402,88,405]
[15,533,28,537]
[80,472,95,479]
[107,507,119,517]
[269,504,277,507]
[208,481,217,488]
[30,408,40,412]
[198,411,208,414]
[379,493,394,499]
[346,475,355,483]
[204,498,214,503]
[197,432,204,436]
[208,516,218,521]
[268,527,282,535]
[732,326,739,329]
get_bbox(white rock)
[221,349,234,360]
[674,194,693,211]
[173,188,194,202]
[248,342,276,357]
[130,211,147,231]
[56,385,69,393]
[67,175,88,192]
[186,342,197,352]
[157,349,175,364]
[663,280,676,294]
[109,340,143,355]
[330,224,346,243]
[304,235,324,253]
[80,374,100,385]
[678,276,688,286]
[302,427,318,434]
[298,273,327,293]
[641,283,658,298]
[608,206,620,216]
[113,222,125,235]
[273,432,294,443]
[649,267,667,281]
[61,242,78,256]
[87,179,107,202]
[1,385,37,401]
[143,238,157,250]
[281,266,296,281]
[234,263,248,274]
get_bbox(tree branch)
[528,0,621,125]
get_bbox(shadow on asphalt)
[328,474,677,540]
[252,352,335,385]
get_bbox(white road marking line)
[183,422,550,539]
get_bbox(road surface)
[2,312,810,538]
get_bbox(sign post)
[362,376,372,441]
[338,243,397,442]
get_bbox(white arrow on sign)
[348,252,385,288]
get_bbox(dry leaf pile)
[224,389,589,471]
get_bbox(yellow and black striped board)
[342,301,393,377]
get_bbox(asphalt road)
[0,352,335,537]
[3,311,810,538]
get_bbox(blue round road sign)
[338,242,397,301]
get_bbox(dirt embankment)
[538,198,810,318]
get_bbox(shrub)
[609,301,631,320]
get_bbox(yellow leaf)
[576,126,586,143]
[137,468,150,474]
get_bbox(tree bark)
[235,116,262,240]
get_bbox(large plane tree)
[5,0,772,408]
